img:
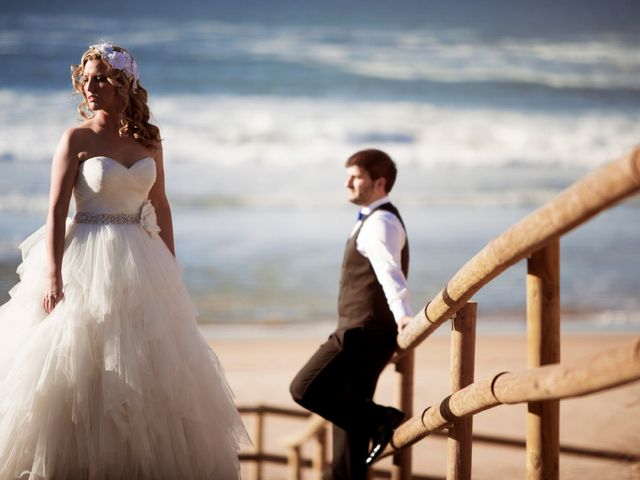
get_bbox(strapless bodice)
[74,156,156,215]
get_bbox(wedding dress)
[0,156,248,479]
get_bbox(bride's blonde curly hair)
[71,44,161,148]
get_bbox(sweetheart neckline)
[80,156,154,170]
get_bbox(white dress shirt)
[349,196,413,324]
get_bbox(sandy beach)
[209,331,640,480]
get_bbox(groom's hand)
[397,315,412,334]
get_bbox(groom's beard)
[348,185,374,206]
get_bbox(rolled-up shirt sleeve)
[356,210,412,323]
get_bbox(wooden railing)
[238,395,640,479]
[400,147,640,351]
[388,146,640,479]
[383,337,640,452]
[238,405,309,480]
[238,405,436,480]
[262,146,640,479]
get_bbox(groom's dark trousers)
[290,203,408,480]
[290,326,397,479]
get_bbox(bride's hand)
[43,275,64,314]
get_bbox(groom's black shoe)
[365,407,405,466]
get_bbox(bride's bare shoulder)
[60,122,96,143]
[54,123,97,163]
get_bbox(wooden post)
[312,425,327,479]
[391,349,415,480]
[253,409,265,480]
[447,303,477,480]
[526,239,560,480]
[287,446,302,480]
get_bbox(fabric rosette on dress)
[139,199,161,238]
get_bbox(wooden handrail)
[238,404,311,418]
[399,147,640,352]
[379,336,640,458]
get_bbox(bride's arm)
[44,129,79,313]
[148,146,176,256]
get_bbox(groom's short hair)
[345,149,397,193]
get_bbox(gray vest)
[337,203,409,332]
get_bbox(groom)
[290,149,412,479]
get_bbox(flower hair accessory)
[90,43,140,89]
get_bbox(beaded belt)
[73,212,141,225]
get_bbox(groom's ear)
[374,177,387,193]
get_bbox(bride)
[0,43,248,479]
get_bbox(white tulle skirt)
[0,221,249,479]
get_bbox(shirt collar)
[360,196,391,216]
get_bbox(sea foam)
[2,90,638,171]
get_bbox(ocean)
[1,0,639,333]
